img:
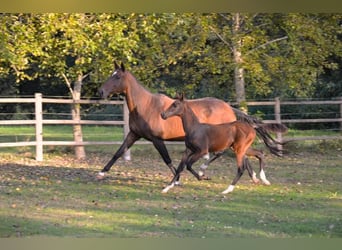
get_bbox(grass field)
[0,134,341,238]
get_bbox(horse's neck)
[125,73,153,112]
[182,104,200,133]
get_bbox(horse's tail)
[232,107,288,157]
[254,125,286,157]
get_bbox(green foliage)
[0,13,341,102]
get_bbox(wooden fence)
[1,93,342,161]
[0,93,130,161]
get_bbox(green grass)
[0,125,342,237]
[0,125,124,141]
[0,141,341,238]
[0,125,124,153]
[1,124,341,154]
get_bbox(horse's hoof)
[162,183,175,193]
[253,178,260,184]
[203,153,210,160]
[174,181,181,186]
[263,180,271,186]
[222,185,235,194]
[199,176,211,181]
[96,172,106,180]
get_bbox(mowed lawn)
[0,139,341,238]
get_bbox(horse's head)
[161,93,186,120]
[99,61,127,99]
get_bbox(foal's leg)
[222,153,247,194]
[246,148,270,185]
[162,149,190,193]
[98,131,141,178]
[185,151,208,180]
[243,157,260,184]
[222,163,246,194]
[198,151,224,177]
[162,149,208,193]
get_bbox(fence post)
[122,99,131,160]
[35,93,43,161]
[274,97,283,153]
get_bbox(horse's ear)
[121,62,125,72]
[180,92,185,101]
[175,93,182,100]
[114,61,120,70]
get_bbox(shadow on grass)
[0,153,341,238]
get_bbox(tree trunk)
[232,13,247,112]
[71,74,86,160]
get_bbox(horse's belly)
[208,137,232,152]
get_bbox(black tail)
[232,107,288,157]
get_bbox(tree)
[1,13,341,139]
[0,13,144,159]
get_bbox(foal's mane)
[174,93,201,125]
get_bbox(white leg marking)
[260,169,271,185]
[199,163,208,177]
[123,154,131,161]
[203,153,210,160]
[222,185,235,194]
[200,163,208,171]
[252,171,260,183]
[96,172,105,180]
[162,183,175,193]
[175,181,181,186]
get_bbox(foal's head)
[161,93,186,120]
[99,61,127,99]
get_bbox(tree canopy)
[0,13,341,101]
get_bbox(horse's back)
[187,97,236,124]
[232,121,256,147]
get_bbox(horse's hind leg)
[247,148,270,185]
[243,157,260,184]
[222,162,246,194]
[222,153,248,194]
[98,131,140,178]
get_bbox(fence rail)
[1,93,342,161]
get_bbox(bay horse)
[98,62,286,181]
[161,94,279,194]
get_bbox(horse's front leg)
[162,149,190,193]
[185,151,208,180]
[199,151,224,177]
[152,139,177,176]
[97,131,140,178]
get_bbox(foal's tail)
[233,107,288,157]
[254,124,287,157]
